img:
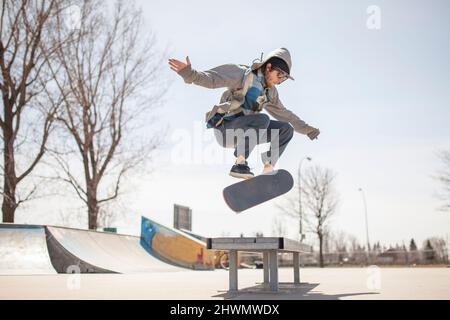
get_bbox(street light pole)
[358,188,371,263]
[298,156,312,242]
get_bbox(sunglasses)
[271,67,290,82]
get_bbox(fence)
[234,249,449,267]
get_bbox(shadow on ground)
[213,282,380,300]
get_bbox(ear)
[266,63,272,71]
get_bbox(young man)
[169,48,320,179]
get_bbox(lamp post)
[358,188,371,263]
[298,156,312,242]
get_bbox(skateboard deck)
[223,169,294,213]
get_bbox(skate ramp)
[0,224,56,275]
[45,227,115,273]
[1,220,213,275]
[46,226,185,274]
[141,217,215,270]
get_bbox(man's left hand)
[307,128,320,140]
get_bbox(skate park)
[1,0,450,302]
[1,215,449,300]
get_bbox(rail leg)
[293,252,300,284]
[263,251,270,285]
[269,250,278,292]
[229,250,238,291]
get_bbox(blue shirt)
[223,69,269,122]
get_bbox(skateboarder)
[169,48,320,179]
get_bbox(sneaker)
[229,161,254,179]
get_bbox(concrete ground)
[0,267,449,300]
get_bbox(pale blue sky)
[19,0,450,247]
[128,0,450,246]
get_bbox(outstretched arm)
[168,56,244,89]
[265,90,320,140]
[168,56,191,73]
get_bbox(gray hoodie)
[177,48,316,135]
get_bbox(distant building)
[376,248,407,265]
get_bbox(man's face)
[264,63,289,88]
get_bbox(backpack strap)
[227,68,255,114]
[204,67,257,127]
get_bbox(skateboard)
[223,169,294,213]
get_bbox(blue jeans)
[214,114,294,165]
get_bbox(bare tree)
[422,239,436,262]
[434,150,450,212]
[46,0,166,230]
[332,230,350,254]
[425,237,448,263]
[271,216,288,237]
[322,226,332,253]
[323,229,351,264]
[0,0,72,222]
[275,183,301,239]
[302,166,339,267]
[278,165,339,267]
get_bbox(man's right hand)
[168,56,191,73]
[307,128,320,140]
